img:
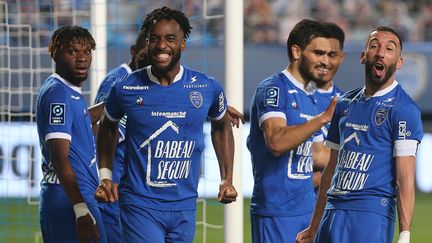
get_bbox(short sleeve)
[255,83,288,127]
[208,79,227,121]
[104,81,124,122]
[326,100,344,150]
[42,87,73,141]
[392,103,423,156]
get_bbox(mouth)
[75,67,88,76]
[316,66,329,76]
[152,52,171,63]
[372,61,385,77]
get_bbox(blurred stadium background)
[1,0,432,242]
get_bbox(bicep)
[261,117,287,144]
[47,138,70,169]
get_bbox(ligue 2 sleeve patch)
[50,103,66,125]
[264,87,279,106]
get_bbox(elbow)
[266,140,284,157]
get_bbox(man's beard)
[151,51,181,74]
[365,60,397,86]
[298,56,325,84]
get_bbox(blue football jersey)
[94,63,131,184]
[325,81,423,220]
[247,69,322,217]
[104,65,227,211]
[315,83,344,139]
[36,73,99,205]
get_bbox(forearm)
[395,156,416,232]
[97,118,119,170]
[309,151,337,231]
[211,117,234,183]
[55,161,86,204]
[265,114,328,156]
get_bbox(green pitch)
[1,194,431,242]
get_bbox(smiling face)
[146,19,186,75]
[54,38,93,86]
[294,37,333,84]
[361,30,403,89]
[317,38,345,86]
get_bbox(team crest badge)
[190,91,203,108]
[375,109,388,125]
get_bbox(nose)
[156,38,168,49]
[320,54,329,66]
[77,52,88,63]
[376,46,385,57]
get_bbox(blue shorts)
[315,209,395,243]
[99,202,121,243]
[120,204,196,243]
[250,212,312,243]
[39,186,107,243]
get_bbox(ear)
[339,51,346,63]
[360,51,366,64]
[130,45,136,56]
[181,38,186,50]
[396,57,403,70]
[291,44,301,60]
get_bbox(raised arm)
[262,98,336,157]
[211,113,238,204]
[48,138,99,242]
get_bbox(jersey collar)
[52,73,82,94]
[363,80,398,99]
[282,69,316,95]
[146,65,184,85]
[120,63,133,74]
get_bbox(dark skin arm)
[211,113,238,203]
[87,102,105,126]
[48,138,99,242]
[94,115,119,203]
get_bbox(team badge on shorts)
[190,91,203,108]
[50,103,65,125]
[264,87,279,106]
[375,108,388,125]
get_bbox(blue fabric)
[315,209,395,243]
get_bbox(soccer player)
[296,26,423,243]
[93,28,149,243]
[312,22,346,192]
[247,19,337,243]
[36,25,107,243]
[95,7,238,242]
[94,23,244,243]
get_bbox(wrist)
[99,167,112,182]
[397,231,410,243]
[73,202,95,224]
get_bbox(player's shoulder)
[393,84,421,113]
[333,84,344,95]
[182,66,218,83]
[257,72,285,89]
[40,74,74,96]
[339,87,362,102]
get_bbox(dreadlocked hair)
[140,6,192,39]
[48,25,96,58]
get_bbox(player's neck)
[316,80,333,91]
[365,78,395,96]
[151,65,181,86]
[287,66,309,88]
